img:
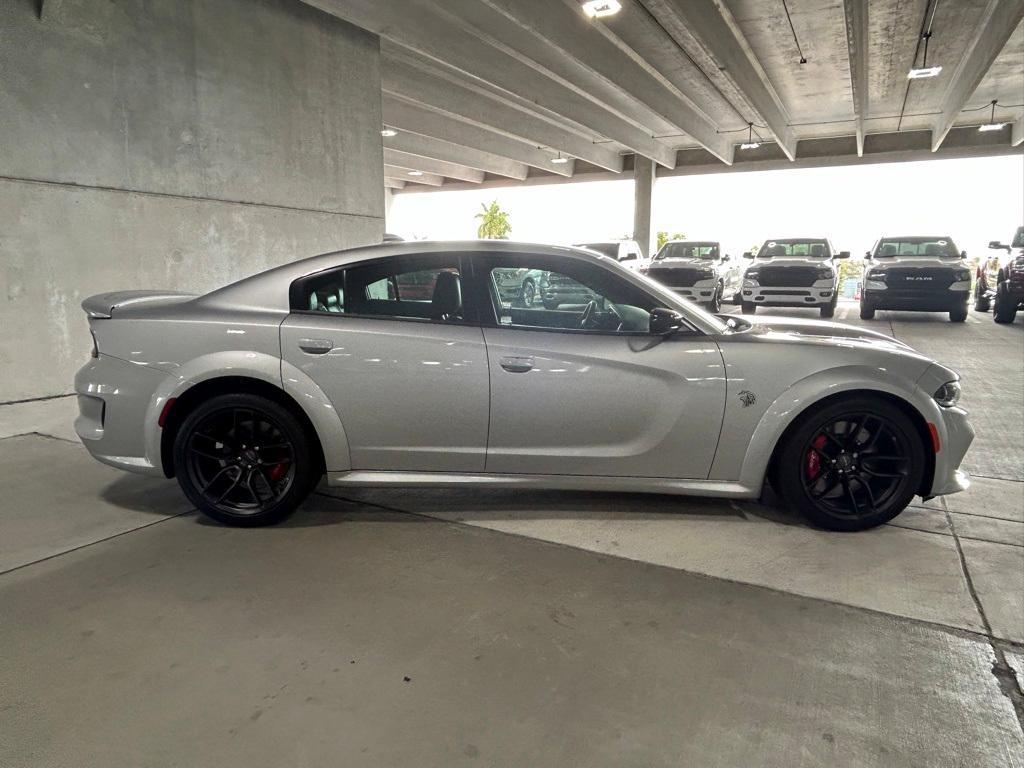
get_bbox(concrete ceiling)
[304,0,1024,189]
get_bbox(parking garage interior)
[2,0,1023,765]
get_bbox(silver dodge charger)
[75,241,974,531]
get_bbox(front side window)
[874,238,958,258]
[758,241,830,258]
[295,255,465,322]
[484,256,658,334]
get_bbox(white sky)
[388,154,1023,261]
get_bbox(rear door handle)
[298,338,333,355]
[499,355,534,373]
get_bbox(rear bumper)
[74,354,167,476]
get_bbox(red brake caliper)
[267,459,290,481]
[806,435,828,479]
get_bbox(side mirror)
[742,251,754,259]
[649,307,686,336]
[722,254,730,262]
[836,251,851,259]
[988,240,1007,251]
[864,251,872,259]
[960,250,967,258]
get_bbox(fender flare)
[735,365,933,490]
[141,351,351,473]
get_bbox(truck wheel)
[949,305,968,323]
[820,298,837,319]
[859,302,875,320]
[741,301,756,314]
[705,284,723,313]
[973,285,990,312]
[994,284,1018,324]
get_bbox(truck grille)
[758,266,819,287]
[885,268,955,289]
[647,267,703,288]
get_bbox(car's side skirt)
[327,470,760,498]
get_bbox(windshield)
[575,242,619,258]
[1012,227,1024,249]
[757,240,830,258]
[874,238,958,257]
[655,242,718,260]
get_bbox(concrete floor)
[1,302,1022,767]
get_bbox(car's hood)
[742,315,914,351]
[649,258,716,269]
[748,257,833,268]
[869,256,964,268]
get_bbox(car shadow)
[99,474,193,517]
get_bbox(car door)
[281,252,489,472]
[474,252,726,479]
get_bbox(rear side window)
[293,255,466,323]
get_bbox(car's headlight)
[933,380,962,408]
[744,269,760,279]
[816,267,835,280]
[868,269,887,280]
[953,268,971,282]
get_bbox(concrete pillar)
[633,156,655,258]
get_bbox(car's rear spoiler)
[82,290,195,318]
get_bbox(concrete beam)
[384,165,443,186]
[302,0,675,167]
[384,178,407,190]
[633,157,655,258]
[843,0,869,157]
[385,131,529,180]
[931,0,1024,151]
[384,149,484,183]
[1013,116,1024,147]
[639,0,796,161]
[383,96,575,177]
[382,54,624,172]
[447,0,731,165]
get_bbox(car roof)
[197,240,606,312]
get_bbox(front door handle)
[499,355,534,373]
[298,338,334,355]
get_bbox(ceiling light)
[381,128,397,137]
[551,151,570,165]
[740,142,761,150]
[407,170,423,176]
[978,100,1008,132]
[907,66,942,79]
[581,0,621,19]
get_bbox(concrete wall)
[0,0,384,407]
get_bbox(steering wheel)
[579,300,599,329]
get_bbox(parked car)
[76,241,972,533]
[976,226,1024,323]
[740,239,849,317]
[860,236,971,322]
[492,267,548,307]
[644,240,741,312]
[573,240,649,272]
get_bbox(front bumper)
[668,278,718,303]
[928,405,974,497]
[75,354,168,476]
[742,279,835,307]
[863,281,970,311]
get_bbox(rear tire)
[994,283,1018,324]
[859,302,875,320]
[173,393,319,527]
[741,301,757,314]
[775,396,925,531]
[949,305,968,323]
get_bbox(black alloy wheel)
[521,279,536,307]
[173,393,317,526]
[776,397,924,531]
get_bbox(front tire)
[520,279,536,307]
[859,301,875,320]
[741,301,757,314]
[994,283,1018,324]
[974,284,990,312]
[775,396,925,531]
[949,305,968,323]
[820,297,837,319]
[173,393,319,527]
[705,283,723,313]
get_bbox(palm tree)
[475,200,512,239]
